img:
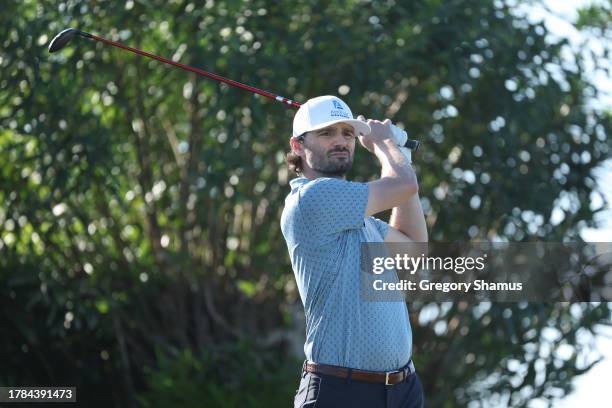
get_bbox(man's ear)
[289,135,304,155]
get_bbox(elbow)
[409,229,428,243]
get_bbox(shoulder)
[299,177,366,199]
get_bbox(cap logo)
[329,99,350,119]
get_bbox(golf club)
[48,28,419,150]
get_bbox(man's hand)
[359,115,418,216]
[356,115,395,153]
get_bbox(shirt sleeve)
[369,216,390,240]
[298,177,368,236]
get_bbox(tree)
[1,0,610,406]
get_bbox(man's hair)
[286,135,304,174]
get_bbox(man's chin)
[316,164,352,177]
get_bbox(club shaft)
[82,32,418,149]
[88,33,300,107]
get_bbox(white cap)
[292,95,371,138]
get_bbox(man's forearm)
[374,140,416,181]
[389,176,428,242]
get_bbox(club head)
[48,28,82,53]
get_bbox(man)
[281,95,428,408]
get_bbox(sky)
[556,325,612,407]
[514,1,611,406]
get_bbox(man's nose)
[331,133,348,148]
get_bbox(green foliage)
[1,0,611,407]
[413,302,611,407]
[137,344,300,408]
[576,2,612,33]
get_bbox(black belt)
[303,360,416,386]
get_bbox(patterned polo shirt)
[281,176,412,371]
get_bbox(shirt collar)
[289,176,310,192]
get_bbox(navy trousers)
[293,367,425,408]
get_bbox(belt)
[303,360,416,386]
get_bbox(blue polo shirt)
[280,176,412,371]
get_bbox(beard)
[307,146,354,177]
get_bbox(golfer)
[281,95,428,407]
